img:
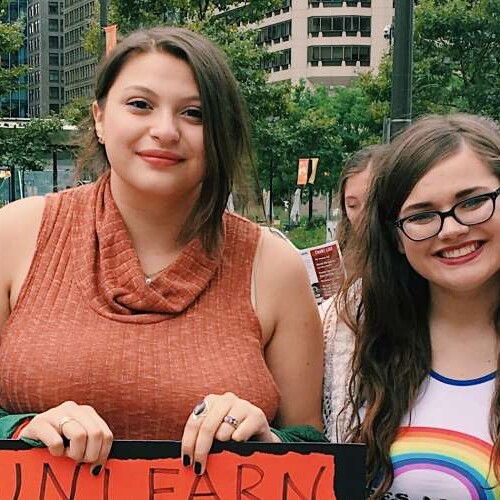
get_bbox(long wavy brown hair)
[338,114,500,497]
[335,145,385,252]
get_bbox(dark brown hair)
[335,145,384,251]
[339,114,500,497]
[77,26,252,254]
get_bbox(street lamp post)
[269,157,274,224]
[8,165,16,202]
[390,0,414,140]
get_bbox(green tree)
[0,117,65,171]
[61,97,92,126]
[109,0,282,31]
[414,0,500,119]
[357,0,500,121]
[0,0,27,105]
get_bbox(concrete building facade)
[27,0,65,116]
[63,0,97,103]
[259,0,393,88]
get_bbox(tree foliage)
[0,118,66,171]
[358,0,500,121]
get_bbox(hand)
[19,401,113,476]
[181,392,280,476]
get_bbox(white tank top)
[378,371,499,500]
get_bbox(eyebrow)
[402,187,491,213]
[123,85,200,101]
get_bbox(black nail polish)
[194,462,202,475]
[91,465,102,476]
[183,455,190,467]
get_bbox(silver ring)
[58,416,74,435]
[223,415,239,430]
[192,400,209,420]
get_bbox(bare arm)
[255,229,324,430]
[0,196,45,330]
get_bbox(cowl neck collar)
[71,173,222,322]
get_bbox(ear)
[92,100,104,141]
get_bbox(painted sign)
[0,440,365,499]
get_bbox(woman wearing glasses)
[323,113,500,498]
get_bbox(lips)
[136,149,184,168]
[137,150,183,161]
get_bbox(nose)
[149,112,180,144]
[437,214,470,240]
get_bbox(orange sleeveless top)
[0,174,279,439]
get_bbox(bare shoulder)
[257,227,307,284]
[0,196,46,245]
[0,196,45,284]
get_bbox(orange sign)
[297,158,310,186]
[104,25,118,55]
[0,440,365,499]
[308,158,320,184]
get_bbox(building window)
[49,36,59,49]
[49,87,59,99]
[257,20,292,44]
[48,2,59,15]
[360,16,371,37]
[307,45,370,66]
[48,18,59,32]
[50,103,60,114]
[309,16,371,37]
[49,53,59,66]
[262,48,291,72]
[49,70,59,82]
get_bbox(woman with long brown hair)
[0,26,323,476]
[324,113,500,498]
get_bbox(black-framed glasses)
[394,187,500,241]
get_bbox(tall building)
[63,0,97,103]
[27,0,65,116]
[258,0,393,88]
[1,0,28,117]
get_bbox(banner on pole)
[308,157,320,184]
[0,440,365,499]
[104,25,118,55]
[297,158,309,186]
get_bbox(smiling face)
[397,144,500,296]
[92,50,205,206]
[344,166,372,226]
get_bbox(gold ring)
[223,415,239,430]
[58,416,74,435]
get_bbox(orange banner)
[297,158,309,186]
[104,24,118,55]
[0,447,336,499]
[308,157,319,184]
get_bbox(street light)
[390,0,414,140]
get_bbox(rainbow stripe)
[391,427,500,499]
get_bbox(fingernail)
[91,465,102,476]
[194,462,202,475]
[183,454,190,467]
